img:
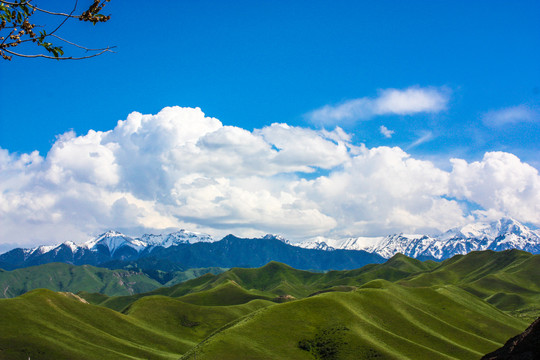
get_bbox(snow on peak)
[295,236,384,252]
[441,217,534,242]
[68,228,216,254]
[9,217,540,261]
[140,229,214,248]
[293,217,540,260]
[102,229,124,237]
[296,240,334,251]
[262,234,290,244]
[61,241,79,253]
[93,231,140,254]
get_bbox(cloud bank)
[1,106,540,248]
[307,86,449,125]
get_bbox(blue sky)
[0,0,539,248]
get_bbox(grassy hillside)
[0,262,227,298]
[80,256,441,311]
[0,289,274,360]
[401,250,540,320]
[0,263,160,298]
[1,250,538,359]
[181,280,527,360]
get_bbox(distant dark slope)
[0,235,385,271]
[481,317,540,360]
[144,235,385,270]
[0,289,274,360]
[0,244,117,270]
[182,281,527,360]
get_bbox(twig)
[49,34,115,52]
[48,0,78,36]
[4,46,113,59]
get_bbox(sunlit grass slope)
[0,262,160,298]
[182,281,527,360]
[80,256,440,311]
[0,262,227,298]
[2,250,537,359]
[0,289,273,360]
[402,250,540,320]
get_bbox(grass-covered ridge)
[401,249,540,320]
[0,262,227,298]
[182,281,526,360]
[0,250,538,359]
[0,288,274,359]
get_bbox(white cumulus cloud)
[1,106,540,248]
[449,152,540,224]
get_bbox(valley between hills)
[0,249,539,359]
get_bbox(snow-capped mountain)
[2,229,215,268]
[295,218,540,260]
[82,230,147,255]
[1,218,538,271]
[0,232,384,271]
[140,230,215,248]
[85,229,214,252]
[296,236,384,251]
[261,234,291,245]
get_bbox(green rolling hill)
[78,257,440,311]
[401,249,540,320]
[0,250,538,359]
[0,262,227,298]
[0,288,274,360]
[181,281,527,360]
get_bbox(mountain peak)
[140,229,214,247]
[261,234,290,244]
[222,234,241,242]
[99,230,125,238]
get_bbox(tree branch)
[48,34,115,52]
[48,0,78,36]
[0,0,113,61]
[4,46,113,59]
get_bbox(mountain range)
[1,217,539,271]
[0,230,384,271]
[297,217,540,260]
